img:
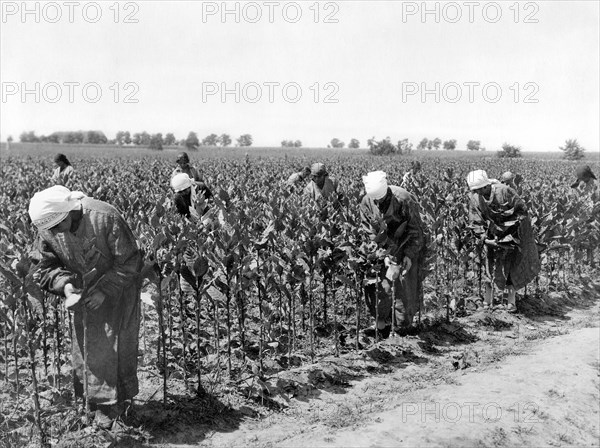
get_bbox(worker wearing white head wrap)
[171,152,206,188]
[28,185,87,230]
[500,171,514,183]
[362,171,388,200]
[467,169,540,313]
[171,173,201,220]
[500,171,520,191]
[171,173,194,192]
[467,170,491,191]
[359,171,430,337]
[28,188,142,424]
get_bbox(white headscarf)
[171,173,200,220]
[171,173,194,192]
[311,163,327,176]
[362,171,388,200]
[28,186,87,230]
[466,170,491,191]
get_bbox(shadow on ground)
[50,388,243,447]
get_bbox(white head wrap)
[171,173,200,219]
[28,186,87,230]
[466,170,491,191]
[501,171,515,183]
[171,173,194,192]
[362,171,388,200]
[310,163,326,176]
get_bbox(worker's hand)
[84,289,106,311]
[385,261,402,281]
[401,256,412,276]
[64,283,83,310]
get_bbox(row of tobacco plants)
[0,152,598,446]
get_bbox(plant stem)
[195,286,202,394]
[12,309,19,400]
[256,253,264,375]
[141,301,147,367]
[322,274,328,325]
[177,276,188,389]
[309,257,314,363]
[225,286,232,378]
[333,276,339,357]
[156,270,167,406]
[54,295,61,389]
[82,307,90,417]
[3,319,8,384]
[41,293,48,377]
[23,297,47,447]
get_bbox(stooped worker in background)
[571,165,598,194]
[500,171,518,189]
[51,153,74,187]
[401,160,422,190]
[172,152,208,190]
[286,166,311,191]
[467,169,541,313]
[304,163,339,200]
[171,173,212,220]
[570,165,598,267]
[28,185,142,428]
[500,171,526,196]
[360,171,429,337]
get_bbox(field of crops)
[0,145,598,447]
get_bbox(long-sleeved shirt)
[468,183,527,239]
[468,182,541,289]
[304,176,339,200]
[51,165,74,186]
[360,186,425,261]
[30,197,142,297]
[287,171,306,187]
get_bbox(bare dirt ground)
[131,281,600,448]
[20,280,598,448]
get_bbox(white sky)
[1,0,599,151]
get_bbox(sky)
[1,0,599,152]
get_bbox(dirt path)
[152,299,600,448]
[266,327,600,448]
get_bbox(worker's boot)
[506,287,517,313]
[94,406,113,430]
[482,284,493,310]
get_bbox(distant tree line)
[367,136,462,155]
[12,131,588,159]
[326,138,360,149]
[18,130,254,150]
[281,140,302,148]
[20,130,109,144]
[366,136,590,160]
